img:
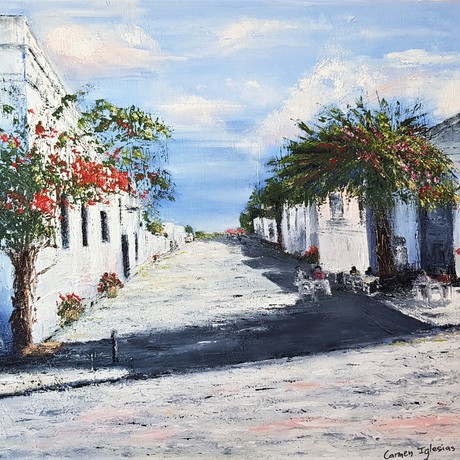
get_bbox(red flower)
[1,134,8,143]
[455,248,460,256]
[35,122,45,136]
[30,193,56,216]
[27,108,35,114]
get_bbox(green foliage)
[185,225,194,234]
[239,188,265,233]
[272,97,458,213]
[0,104,129,252]
[194,231,225,240]
[146,218,165,235]
[239,210,254,233]
[78,98,175,211]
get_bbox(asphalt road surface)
[17,236,432,378]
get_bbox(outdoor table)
[413,280,445,303]
[343,273,363,291]
[343,273,378,294]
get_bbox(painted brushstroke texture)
[1,0,459,230]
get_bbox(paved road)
[0,238,458,460]
[3,237,431,378]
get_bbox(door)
[420,207,454,274]
[121,234,130,279]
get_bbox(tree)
[0,96,173,353]
[258,177,287,249]
[77,99,175,218]
[271,98,458,276]
[239,188,263,233]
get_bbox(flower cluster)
[303,245,319,264]
[56,293,84,326]
[97,272,124,294]
[0,111,135,244]
[225,228,246,235]
[71,156,130,196]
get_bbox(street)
[0,237,458,459]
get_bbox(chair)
[298,279,317,301]
[313,279,332,297]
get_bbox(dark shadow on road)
[238,237,301,292]
[0,292,433,381]
[0,237,436,384]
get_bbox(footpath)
[0,238,458,459]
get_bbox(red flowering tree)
[77,99,175,219]
[0,100,143,353]
[225,228,246,236]
[271,98,458,276]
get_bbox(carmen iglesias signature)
[383,444,456,460]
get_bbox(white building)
[0,15,185,352]
[254,196,372,274]
[254,116,459,276]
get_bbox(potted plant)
[56,293,84,326]
[98,272,124,298]
[303,245,319,264]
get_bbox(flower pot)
[106,285,119,298]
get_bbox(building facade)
[254,116,460,276]
[0,16,185,352]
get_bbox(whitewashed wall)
[0,16,185,351]
[253,216,278,243]
[254,197,370,273]
[316,196,370,273]
[253,113,460,276]
[282,206,303,255]
[391,201,421,270]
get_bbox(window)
[329,193,344,220]
[60,201,70,249]
[100,211,110,243]
[81,206,89,247]
[134,232,139,261]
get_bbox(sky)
[1,0,460,231]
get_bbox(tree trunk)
[375,213,395,277]
[8,248,38,354]
[274,203,284,250]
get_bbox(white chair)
[301,280,317,301]
[313,279,332,296]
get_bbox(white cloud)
[44,23,186,77]
[241,51,460,156]
[216,17,300,53]
[386,49,460,66]
[225,78,281,108]
[161,95,244,131]
[428,71,460,120]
